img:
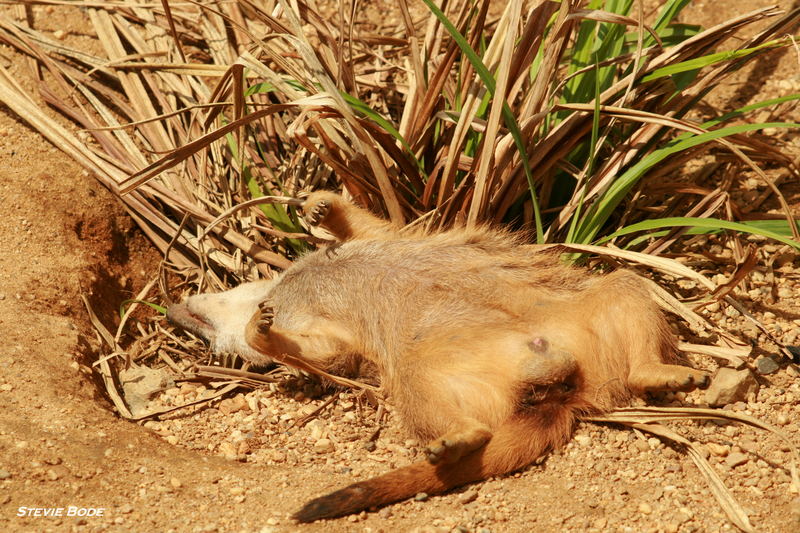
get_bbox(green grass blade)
[566,62,602,243]
[120,299,167,318]
[244,81,277,97]
[641,41,783,83]
[576,121,800,243]
[701,93,800,129]
[649,0,692,44]
[599,217,800,250]
[244,166,307,254]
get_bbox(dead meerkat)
[168,191,709,522]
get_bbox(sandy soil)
[1,2,800,532]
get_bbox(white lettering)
[17,506,104,518]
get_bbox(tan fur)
[168,191,709,522]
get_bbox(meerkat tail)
[293,405,576,522]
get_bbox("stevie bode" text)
[17,507,105,517]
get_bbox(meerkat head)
[167,279,278,362]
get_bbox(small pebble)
[218,441,237,459]
[313,438,334,453]
[756,357,781,375]
[219,395,248,415]
[725,451,749,468]
[707,443,730,457]
[459,490,479,504]
[574,435,591,446]
[415,492,429,501]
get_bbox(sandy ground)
[1,1,800,532]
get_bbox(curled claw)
[256,302,274,333]
[306,200,330,226]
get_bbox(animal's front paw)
[305,199,331,227]
[256,301,274,334]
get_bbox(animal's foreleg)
[244,302,368,389]
[302,191,399,241]
[244,301,302,359]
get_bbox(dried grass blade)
[567,9,661,47]
[114,276,159,344]
[120,104,295,193]
[676,342,750,362]
[88,9,171,153]
[194,365,281,384]
[468,0,520,225]
[160,0,187,62]
[532,243,715,289]
[711,245,758,299]
[80,295,133,419]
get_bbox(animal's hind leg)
[627,363,710,393]
[425,419,493,464]
[302,191,399,241]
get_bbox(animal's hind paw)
[256,301,274,334]
[305,199,331,227]
[424,423,492,465]
[668,368,710,391]
[424,440,448,464]
[629,363,711,393]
